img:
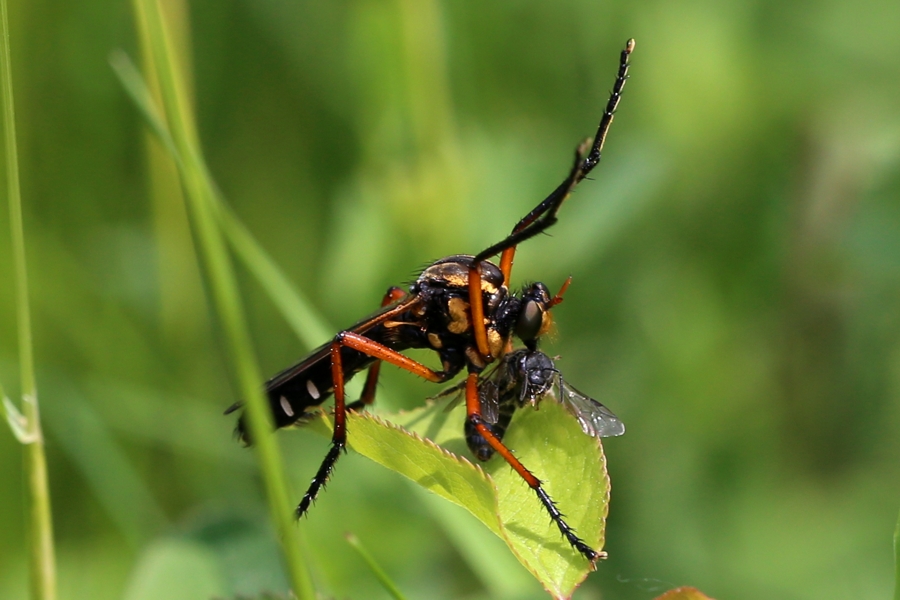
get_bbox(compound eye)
[516,299,544,342]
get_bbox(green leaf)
[303,394,610,598]
[304,405,501,535]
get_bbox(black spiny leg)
[534,488,606,567]
[296,335,350,518]
[463,374,603,566]
[296,443,343,517]
[476,39,635,272]
[296,329,456,518]
[468,40,635,359]
[482,39,634,268]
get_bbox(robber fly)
[227,39,635,566]
[450,348,625,462]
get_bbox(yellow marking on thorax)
[447,297,471,334]
[427,332,443,349]
[441,273,501,295]
[487,329,506,359]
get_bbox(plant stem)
[345,533,408,600]
[894,507,900,600]
[0,0,57,598]
[217,204,333,348]
[131,1,314,597]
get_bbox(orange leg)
[468,266,492,360]
[464,373,604,566]
[297,328,456,517]
[348,287,407,411]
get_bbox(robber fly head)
[515,282,554,349]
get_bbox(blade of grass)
[0,0,56,600]
[216,204,332,348]
[125,1,205,348]
[345,533,408,600]
[130,1,314,597]
[894,506,899,600]
[109,50,179,160]
[110,49,332,352]
[1,0,58,598]
[113,47,371,406]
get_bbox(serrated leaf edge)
[354,409,490,478]
[343,410,569,582]
[300,405,609,597]
[497,409,611,599]
[304,409,506,536]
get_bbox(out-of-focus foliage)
[0,0,898,599]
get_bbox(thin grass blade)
[1,0,58,596]
[894,506,899,600]
[129,0,314,596]
[345,533,408,600]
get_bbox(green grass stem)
[129,1,314,597]
[131,0,203,349]
[345,533,408,600]
[216,205,333,348]
[0,0,58,598]
[110,48,332,353]
[894,507,899,600]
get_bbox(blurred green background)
[2,0,899,598]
